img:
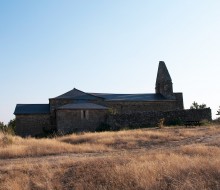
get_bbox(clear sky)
[1,0,220,123]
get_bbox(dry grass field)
[0,125,220,190]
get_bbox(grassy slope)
[0,125,220,190]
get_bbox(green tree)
[7,119,16,135]
[198,103,207,109]
[217,106,220,115]
[0,121,7,132]
[0,119,16,134]
[190,101,207,109]
[8,119,16,128]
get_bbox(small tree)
[217,106,220,116]
[0,121,7,132]
[8,119,16,128]
[7,119,16,134]
[198,104,207,109]
[0,119,16,134]
[190,101,207,109]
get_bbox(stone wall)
[50,92,184,114]
[49,99,73,112]
[15,114,50,137]
[173,93,184,109]
[107,108,212,129]
[93,93,183,113]
[56,109,108,134]
[104,100,183,114]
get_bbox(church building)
[14,61,184,136]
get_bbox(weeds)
[157,118,165,128]
[0,125,220,189]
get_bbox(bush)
[190,101,207,109]
[0,122,6,131]
[200,119,211,126]
[157,118,165,128]
[0,119,16,135]
[216,106,220,116]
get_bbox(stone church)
[14,61,184,137]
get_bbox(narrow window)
[81,110,89,120]
[85,110,89,120]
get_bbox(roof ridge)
[74,88,104,99]
[89,92,157,95]
[16,103,48,105]
[53,88,104,99]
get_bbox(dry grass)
[0,133,109,159]
[58,129,181,149]
[0,125,220,190]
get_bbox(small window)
[81,110,89,120]
[83,110,86,118]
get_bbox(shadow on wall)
[105,108,212,131]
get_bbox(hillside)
[0,125,220,190]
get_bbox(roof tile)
[14,104,50,115]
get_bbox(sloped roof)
[57,103,108,110]
[89,93,167,101]
[53,88,168,102]
[14,104,50,115]
[53,88,102,100]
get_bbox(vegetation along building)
[14,61,185,137]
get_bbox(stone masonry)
[14,61,211,137]
[107,108,212,129]
[15,114,50,137]
[56,109,108,134]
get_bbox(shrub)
[200,119,211,126]
[190,101,207,109]
[216,106,220,116]
[157,118,165,128]
[0,119,16,135]
[0,122,6,132]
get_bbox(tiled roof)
[57,103,109,110]
[89,93,167,101]
[14,104,50,115]
[53,88,168,102]
[53,88,102,100]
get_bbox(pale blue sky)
[1,0,220,123]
